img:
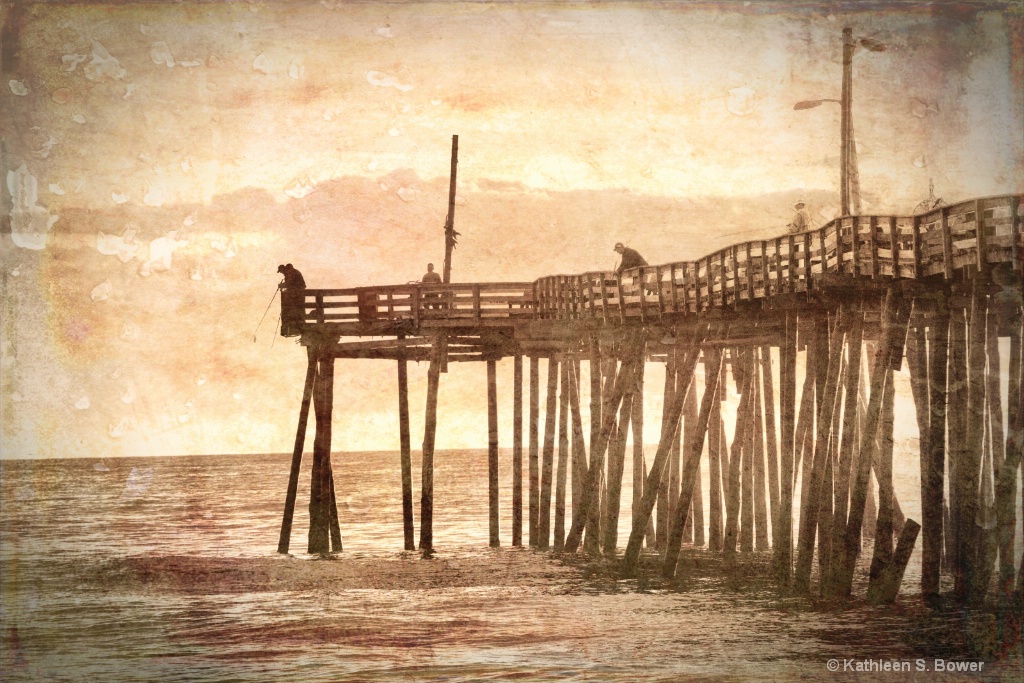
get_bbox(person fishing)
[277,263,306,336]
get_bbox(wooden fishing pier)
[276,191,1022,605]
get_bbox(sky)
[1,0,1022,458]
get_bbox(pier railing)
[301,282,535,326]
[533,194,1020,320]
[295,194,1020,332]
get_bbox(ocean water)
[1,451,1020,682]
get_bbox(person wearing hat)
[277,263,306,336]
[787,199,811,234]
[614,242,648,275]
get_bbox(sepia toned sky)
[2,0,1022,458]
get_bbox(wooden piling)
[488,359,500,548]
[795,308,846,593]
[963,289,987,602]
[663,348,724,577]
[723,350,755,562]
[621,325,710,573]
[824,309,863,594]
[836,290,908,598]
[604,364,635,555]
[867,519,922,604]
[740,354,755,553]
[279,349,317,554]
[419,338,443,555]
[690,372,705,548]
[554,359,570,550]
[657,356,677,550]
[512,353,523,547]
[774,313,798,581]
[633,358,648,537]
[309,354,337,554]
[669,388,685,544]
[760,345,780,545]
[752,369,769,551]
[995,316,1022,598]
[398,348,415,551]
[708,375,724,551]
[569,359,588,523]
[868,359,896,590]
[529,355,540,547]
[920,310,949,597]
[565,335,645,554]
[946,306,967,590]
[539,358,559,548]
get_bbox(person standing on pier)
[787,199,811,234]
[614,242,648,275]
[421,262,443,309]
[277,263,306,336]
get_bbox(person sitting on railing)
[614,242,648,274]
[277,263,306,336]
[421,262,443,310]
[787,199,811,234]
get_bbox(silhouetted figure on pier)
[614,242,648,275]
[278,263,306,336]
[422,262,444,310]
[787,199,811,234]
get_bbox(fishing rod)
[253,287,279,342]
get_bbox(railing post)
[868,216,879,278]
[1011,195,1021,274]
[315,292,325,324]
[655,265,665,315]
[852,217,861,276]
[749,242,757,301]
[818,227,827,275]
[787,235,797,293]
[941,207,954,280]
[911,215,922,279]
[803,232,813,288]
[638,267,647,322]
[473,284,481,321]
[616,274,626,323]
[587,275,597,319]
[889,216,899,278]
[599,275,609,324]
[975,199,987,278]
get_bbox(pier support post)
[569,360,587,523]
[278,347,317,554]
[529,356,540,546]
[398,345,415,551]
[513,353,523,546]
[724,350,755,562]
[621,324,709,573]
[837,290,909,597]
[308,353,339,554]
[995,316,1022,601]
[708,373,724,551]
[539,358,558,548]
[790,309,847,593]
[825,308,864,595]
[555,359,570,550]
[773,312,798,581]
[604,353,638,556]
[488,359,500,548]
[761,346,780,542]
[565,334,645,553]
[419,336,443,555]
[663,348,724,577]
[752,369,769,551]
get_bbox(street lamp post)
[795,28,885,217]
